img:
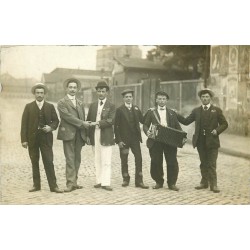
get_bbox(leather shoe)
[195,184,208,190]
[51,187,63,193]
[210,186,220,193]
[152,183,163,189]
[169,185,179,191]
[29,187,41,192]
[101,186,113,191]
[64,186,75,192]
[136,182,149,189]
[122,181,129,187]
[75,185,83,189]
[94,183,101,188]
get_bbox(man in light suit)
[57,78,90,192]
[114,89,149,189]
[176,88,228,193]
[87,81,115,191]
[21,83,63,193]
[143,91,182,191]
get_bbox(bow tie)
[159,107,166,111]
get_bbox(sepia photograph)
[0,45,249,205]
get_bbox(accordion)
[149,124,187,148]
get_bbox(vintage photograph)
[0,45,249,205]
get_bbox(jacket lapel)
[121,104,130,124]
[92,101,98,121]
[76,99,84,120]
[65,95,76,110]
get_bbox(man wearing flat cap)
[57,78,90,192]
[21,83,63,193]
[143,91,182,191]
[176,88,228,193]
[86,80,115,191]
[114,89,149,189]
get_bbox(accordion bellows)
[149,124,187,148]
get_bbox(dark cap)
[63,78,81,90]
[95,80,109,91]
[121,89,134,96]
[31,83,48,94]
[198,88,214,97]
[155,91,169,100]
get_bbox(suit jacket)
[177,105,228,148]
[87,100,116,146]
[21,101,59,147]
[114,104,143,144]
[57,95,87,142]
[143,107,182,148]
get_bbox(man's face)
[123,93,133,105]
[156,95,168,107]
[66,82,78,96]
[96,88,108,100]
[200,93,211,105]
[34,88,45,102]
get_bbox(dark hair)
[155,91,169,100]
[66,80,78,88]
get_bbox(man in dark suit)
[114,89,149,189]
[143,91,182,191]
[57,78,90,192]
[87,81,115,191]
[21,83,63,193]
[176,88,228,193]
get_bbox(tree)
[147,45,210,83]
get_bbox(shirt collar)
[99,98,107,105]
[158,105,166,111]
[202,103,211,109]
[125,103,132,109]
[36,100,44,107]
[67,94,76,100]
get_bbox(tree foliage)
[147,45,210,81]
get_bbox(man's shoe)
[195,184,208,190]
[51,187,64,193]
[94,183,101,188]
[211,186,220,193]
[152,183,163,189]
[29,187,41,192]
[135,182,149,189]
[169,185,179,191]
[64,186,75,192]
[101,186,113,191]
[122,181,129,187]
[75,185,83,189]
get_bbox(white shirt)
[36,100,44,110]
[96,98,107,123]
[125,103,132,110]
[157,105,168,127]
[67,94,76,107]
[202,103,211,110]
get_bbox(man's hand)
[118,142,126,148]
[86,136,91,145]
[82,121,91,128]
[211,129,217,136]
[42,125,53,133]
[22,142,28,148]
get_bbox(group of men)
[21,79,228,194]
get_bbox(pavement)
[0,97,249,205]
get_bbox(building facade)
[96,45,142,71]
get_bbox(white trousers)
[93,128,112,186]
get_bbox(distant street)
[0,97,249,205]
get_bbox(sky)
[0,45,155,80]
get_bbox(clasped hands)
[82,121,99,128]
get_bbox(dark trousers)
[119,139,143,184]
[149,141,179,187]
[197,135,218,187]
[63,130,84,188]
[28,132,57,190]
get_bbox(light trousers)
[93,128,112,186]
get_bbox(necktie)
[159,107,165,111]
[100,101,103,106]
[204,105,208,110]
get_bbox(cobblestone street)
[0,97,249,205]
